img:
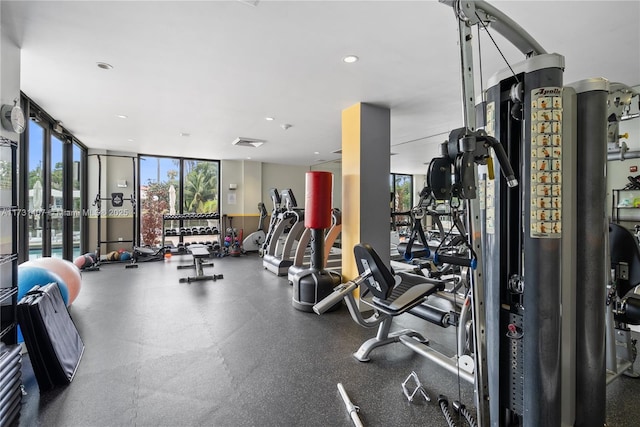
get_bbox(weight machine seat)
[354,243,444,316]
[189,245,210,258]
[178,244,223,283]
[617,293,640,325]
[609,223,640,297]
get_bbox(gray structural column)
[341,103,390,283]
[570,78,610,427]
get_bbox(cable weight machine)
[433,1,612,425]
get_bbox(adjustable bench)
[178,244,223,283]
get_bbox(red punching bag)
[305,171,333,230]
[293,171,341,312]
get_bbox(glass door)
[71,144,82,259]
[21,96,87,263]
[49,135,64,258]
[27,119,45,259]
[26,122,70,259]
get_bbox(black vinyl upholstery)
[609,223,640,297]
[354,243,396,300]
[609,223,640,325]
[353,243,444,315]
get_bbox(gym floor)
[16,253,640,426]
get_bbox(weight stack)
[0,343,22,426]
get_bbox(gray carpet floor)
[16,252,640,426]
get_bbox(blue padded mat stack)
[17,283,84,391]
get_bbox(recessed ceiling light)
[97,62,113,70]
[343,55,359,63]
[314,151,320,155]
[180,132,190,137]
[127,138,134,142]
[116,114,128,119]
[265,117,275,121]
[247,157,252,160]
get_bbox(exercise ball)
[24,257,81,305]
[74,253,96,270]
[73,255,86,269]
[18,265,69,306]
[84,252,97,268]
[119,251,131,261]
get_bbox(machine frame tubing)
[455,6,490,423]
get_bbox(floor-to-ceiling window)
[390,173,413,237]
[20,95,87,262]
[391,173,413,213]
[139,156,180,246]
[139,156,219,247]
[183,159,219,214]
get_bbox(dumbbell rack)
[161,213,221,249]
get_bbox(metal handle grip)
[434,253,477,269]
[313,281,358,314]
[403,248,430,262]
[486,136,518,187]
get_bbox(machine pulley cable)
[477,24,487,122]
[474,11,520,83]
[433,203,477,267]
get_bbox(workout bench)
[178,244,224,283]
[315,243,476,383]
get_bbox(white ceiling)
[3,1,639,175]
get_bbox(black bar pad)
[409,304,450,328]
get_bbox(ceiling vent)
[232,137,266,148]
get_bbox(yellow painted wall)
[341,103,361,282]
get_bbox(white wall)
[414,173,426,202]
[241,160,262,215]
[0,11,20,141]
[220,159,244,215]
[261,162,308,209]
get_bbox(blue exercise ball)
[18,264,69,305]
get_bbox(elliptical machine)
[243,202,267,252]
[259,188,285,257]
